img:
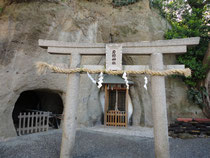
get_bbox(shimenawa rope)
[35,62,191,77]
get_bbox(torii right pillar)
[151,53,170,158]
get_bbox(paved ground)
[87,125,154,138]
[0,128,210,158]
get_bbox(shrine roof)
[102,74,134,85]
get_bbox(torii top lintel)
[38,37,200,55]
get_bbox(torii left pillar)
[60,54,81,158]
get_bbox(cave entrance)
[12,89,63,135]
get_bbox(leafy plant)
[188,87,208,108]
[152,0,209,107]
[112,0,138,7]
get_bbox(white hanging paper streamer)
[122,72,129,89]
[87,72,97,84]
[144,76,148,90]
[97,72,103,88]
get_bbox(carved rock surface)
[0,0,205,139]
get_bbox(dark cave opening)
[12,89,64,132]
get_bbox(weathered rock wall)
[0,0,205,139]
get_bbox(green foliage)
[112,0,138,7]
[152,0,209,107]
[188,87,208,108]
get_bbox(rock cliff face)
[0,0,205,139]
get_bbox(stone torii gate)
[38,37,200,158]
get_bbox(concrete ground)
[86,125,154,138]
[0,127,210,158]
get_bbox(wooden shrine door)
[104,85,128,127]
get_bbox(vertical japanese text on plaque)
[106,44,122,71]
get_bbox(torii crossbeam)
[38,37,200,158]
